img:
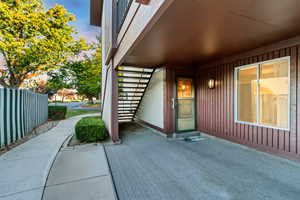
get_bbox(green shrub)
[75,117,107,142]
[48,106,67,120]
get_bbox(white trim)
[234,56,291,131]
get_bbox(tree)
[68,59,101,103]
[63,38,101,103]
[0,0,88,88]
[57,89,76,102]
[27,79,49,94]
[45,37,102,103]
[46,68,71,100]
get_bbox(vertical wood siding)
[197,46,300,156]
[0,88,48,148]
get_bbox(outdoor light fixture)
[208,78,215,89]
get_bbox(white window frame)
[234,56,290,131]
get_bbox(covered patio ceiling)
[123,0,300,67]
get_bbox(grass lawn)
[81,103,101,108]
[66,110,100,118]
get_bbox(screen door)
[176,77,196,132]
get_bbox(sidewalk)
[43,144,116,200]
[0,114,110,200]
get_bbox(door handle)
[172,98,177,109]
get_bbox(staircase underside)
[118,66,155,122]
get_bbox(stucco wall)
[101,2,118,141]
[101,63,112,135]
[136,68,164,129]
[101,0,111,135]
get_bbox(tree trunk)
[0,78,20,89]
[61,89,65,103]
[88,97,94,104]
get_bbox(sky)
[44,0,101,43]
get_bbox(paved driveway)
[105,123,300,200]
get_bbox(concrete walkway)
[0,114,102,200]
[43,144,116,200]
[105,123,300,200]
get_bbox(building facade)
[91,0,300,161]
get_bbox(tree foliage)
[46,68,71,92]
[67,41,101,101]
[46,39,102,102]
[68,60,101,102]
[0,0,89,88]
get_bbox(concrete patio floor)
[105,123,300,200]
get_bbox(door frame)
[174,76,197,133]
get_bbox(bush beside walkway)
[75,117,107,143]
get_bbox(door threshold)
[173,131,201,139]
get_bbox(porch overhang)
[122,0,300,67]
[90,0,103,27]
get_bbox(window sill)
[234,120,289,131]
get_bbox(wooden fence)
[0,88,48,148]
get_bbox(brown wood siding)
[197,46,300,159]
[164,67,175,134]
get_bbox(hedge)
[48,106,67,120]
[75,117,107,142]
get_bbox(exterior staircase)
[117,66,155,122]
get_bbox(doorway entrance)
[175,77,196,132]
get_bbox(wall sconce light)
[208,78,215,89]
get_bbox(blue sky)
[44,0,101,43]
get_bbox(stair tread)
[119,103,138,105]
[119,117,134,119]
[119,92,144,94]
[118,76,150,80]
[118,81,149,84]
[119,100,141,101]
[119,86,147,89]
[119,97,142,101]
[118,66,154,72]
[118,106,136,108]
[118,96,142,97]
[117,68,154,121]
[117,70,153,75]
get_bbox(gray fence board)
[0,88,48,148]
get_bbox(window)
[235,57,290,130]
[177,79,193,98]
